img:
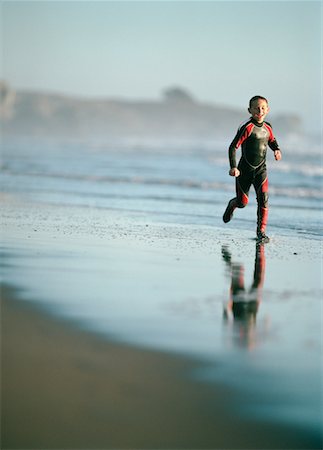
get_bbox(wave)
[5,185,322,211]
[267,161,323,177]
[3,169,323,201]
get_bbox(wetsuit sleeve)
[264,122,281,152]
[228,139,238,169]
[228,122,252,168]
[268,138,280,152]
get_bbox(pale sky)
[1,1,322,132]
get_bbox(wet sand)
[1,284,320,449]
[1,197,322,449]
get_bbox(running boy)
[223,96,282,243]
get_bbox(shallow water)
[2,137,322,237]
[1,136,322,439]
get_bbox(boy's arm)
[228,140,238,169]
[269,139,282,161]
[228,128,244,169]
[228,141,240,176]
[228,122,253,175]
[265,122,282,160]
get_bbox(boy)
[223,96,282,243]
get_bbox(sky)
[1,1,322,132]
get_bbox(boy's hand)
[274,150,282,161]
[229,168,240,177]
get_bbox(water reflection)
[222,244,266,350]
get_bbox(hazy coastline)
[0,82,303,141]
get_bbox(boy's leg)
[223,174,250,223]
[255,170,269,236]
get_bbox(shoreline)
[1,284,321,449]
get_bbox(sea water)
[1,136,322,438]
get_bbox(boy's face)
[248,99,269,123]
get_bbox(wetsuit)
[225,118,281,233]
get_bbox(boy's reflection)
[222,244,266,350]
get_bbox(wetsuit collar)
[250,117,264,127]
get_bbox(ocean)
[2,135,322,237]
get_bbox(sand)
[1,284,320,450]
[1,197,322,449]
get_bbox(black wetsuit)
[224,118,281,233]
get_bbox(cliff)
[1,83,302,142]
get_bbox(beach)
[1,194,322,449]
[1,137,322,449]
[4,284,320,450]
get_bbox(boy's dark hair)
[249,95,268,108]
